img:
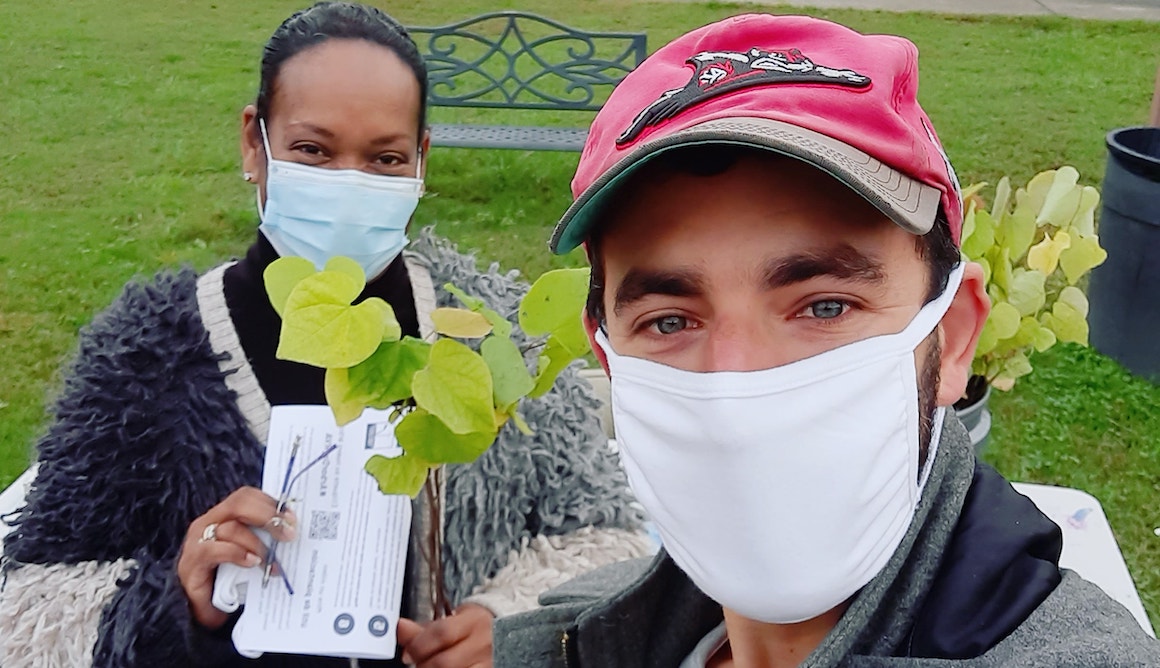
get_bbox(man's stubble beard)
[917,332,942,473]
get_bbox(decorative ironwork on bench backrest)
[408,12,648,111]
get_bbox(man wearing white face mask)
[493,13,1160,668]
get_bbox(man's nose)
[703,322,789,372]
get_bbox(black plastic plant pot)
[954,381,991,455]
[1088,126,1160,383]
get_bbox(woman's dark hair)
[256,2,428,135]
[583,145,961,323]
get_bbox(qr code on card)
[309,510,341,540]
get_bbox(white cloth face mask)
[595,264,964,624]
[256,119,424,280]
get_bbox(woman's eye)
[377,154,405,166]
[805,300,848,319]
[652,315,688,335]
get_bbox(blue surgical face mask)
[256,119,424,280]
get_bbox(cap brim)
[551,116,942,254]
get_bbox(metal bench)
[407,12,647,151]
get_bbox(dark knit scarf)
[221,233,421,406]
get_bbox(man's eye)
[807,300,847,319]
[652,315,688,334]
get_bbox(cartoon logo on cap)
[617,48,871,145]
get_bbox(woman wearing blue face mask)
[0,3,650,666]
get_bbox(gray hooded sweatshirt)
[493,416,1160,667]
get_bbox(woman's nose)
[329,155,365,171]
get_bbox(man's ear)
[935,261,991,406]
[583,312,611,376]
[240,104,265,190]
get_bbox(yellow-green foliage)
[961,167,1108,391]
[264,257,590,496]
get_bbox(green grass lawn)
[2,0,1157,628]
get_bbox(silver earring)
[242,172,254,182]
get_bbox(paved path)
[664,0,1160,20]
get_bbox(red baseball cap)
[550,14,962,254]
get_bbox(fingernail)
[282,524,298,541]
[402,652,412,664]
[268,517,284,529]
[246,553,261,567]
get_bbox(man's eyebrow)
[613,268,704,316]
[762,245,886,288]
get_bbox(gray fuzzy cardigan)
[0,231,649,666]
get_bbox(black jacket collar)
[221,233,420,406]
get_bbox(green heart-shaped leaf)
[411,339,494,434]
[1057,286,1089,317]
[1019,169,1056,217]
[365,451,430,497]
[431,307,494,338]
[324,256,368,287]
[528,336,575,398]
[1037,166,1080,227]
[264,257,317,317]
[395,408,496,464]
[1041,292,1089,345]
[962,208,995,261]
[348,336,431,409]
[324,366,365,426]
[1058,233,1107,285]
[994,351,1033,391]
[990,247,1014,294]
[1026,231,1071,276]
[445,283,513,337]
[481,334,534,409]
[277,270,396,368]
[1007,269,1046,317]
[990,176,1011,221]
[1002,206,1038,265]
[1070,186,1100,236]
[519,268,591,356]
[991,301,1022,338]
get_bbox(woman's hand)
[397,603,494,668]
[177,486,297,630]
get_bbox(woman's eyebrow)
[285,121,336,138]
[762,245,885,289]
[365,132,415,147]
[613,267,704,316]
[283,124,410,146]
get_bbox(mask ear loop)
[259,118,274,162]
[415,146,426,196]
[255,118,273,222]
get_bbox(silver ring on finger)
[198,522,219,543]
